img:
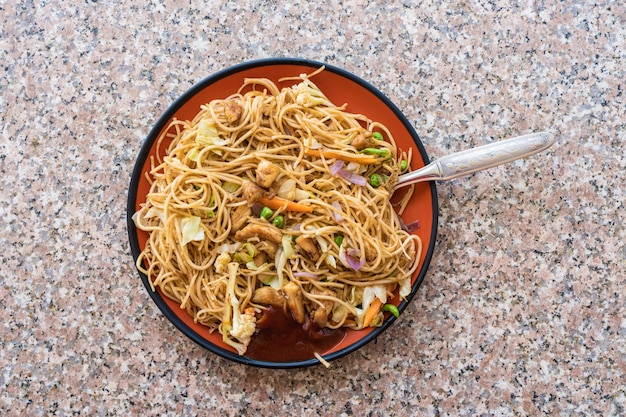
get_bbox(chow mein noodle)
[133,68,422,356]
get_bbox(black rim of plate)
[126,57,439,369]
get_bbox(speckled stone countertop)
[1,1,624,416]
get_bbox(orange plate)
[127,58,438,369]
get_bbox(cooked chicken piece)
[241,181,264,206]
[256,240,278,259]
[253,251,267,267]
[295,236,320,261]
[234,223,282,245]
[230,204,251,232]
[313,308,329,328]
[310,288,336,328]
[224,100,242,124]
[251,286,286,308]
[256,159,281,188]
[283,282,305,324]
[351,131,373,150]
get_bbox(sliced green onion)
[260,206,273,220]
[235,243,255,264]
[372,132,384,141]
[334,235,344,246]
[382,303,399,318]
[360,148,390,158]
[242,242,256,258]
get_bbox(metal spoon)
[394,132,554,189]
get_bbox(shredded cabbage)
[196,119,228,155]
[276,178,309,202]
[331,303,348,323]
[180,216,204,246]
[132,207,164,227]
[222,181,240,193]
[187,147,201,162]
[275,248,287,289]
[217,242,242,254]
[399,277,412,299]
[222,263,256,355]
[282,234,296,260]
[246,261,265,271]
[293,188,310,201]
[260,275,282,290]
[315,236,336,268]
[294,79,333,108]
[355,284,388,327]
[304,137,322,150]
[145,207,163,222]
[277,179,296,200]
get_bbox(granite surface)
[1,1,625,416]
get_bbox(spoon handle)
[395,132,554,189]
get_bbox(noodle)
[133,69,422,355]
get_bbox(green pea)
[372,132,384,141]
[369,173,382,188]
[382,303,400,318]
[272,215,284,228]
[399,160,408,172]
[260,206,273,220]
[334,235,344,246]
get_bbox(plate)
[127,58,438,368]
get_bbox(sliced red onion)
[329,159,367,187]
[331,201,344,223]
[345,252,365,271]
[338,169,367,186]
[400,219,421,233]
[330,160,344,176]
[293,271,318,280]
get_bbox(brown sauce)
[245,306,346,362]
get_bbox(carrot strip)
[363,297,383,327]
[304,148,378,165]
[258,196,313,213]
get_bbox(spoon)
[394,132,554,189]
